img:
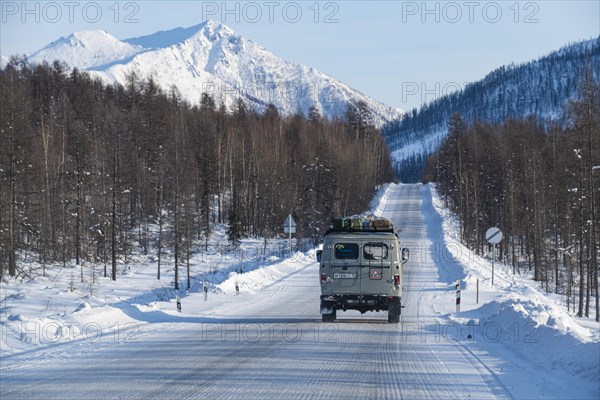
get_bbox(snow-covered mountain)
[25,20,402,126]
[383,36,600,182]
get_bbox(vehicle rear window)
[334,243,359,259]
[363,243,388,260]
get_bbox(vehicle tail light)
[321,274,327,284]
[394,275,400,286]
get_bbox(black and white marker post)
[176,295,182,313]
[455,281,461,313]
[204,281,208,302]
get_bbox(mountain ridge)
[23,20,403,126]
[123,21,221,49]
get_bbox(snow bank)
[355,182,396,218]
[428,184,600,395]
[216,251,315,294]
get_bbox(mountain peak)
[54,30,122,49]
[124,20,236,50]
[28,29,142,69]
[71,29,110,40]
[201,19,236,38]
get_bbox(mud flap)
[388,297,402,316]
[320,301,335,314]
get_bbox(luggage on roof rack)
[326,216,396,235]
[331,218,350,230]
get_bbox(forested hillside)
[423,69,599,320]
[385,37,600,182]
[0,61,395,279]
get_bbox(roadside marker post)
[176,295,182,313]
[235,281,239,295]
[204,281,208,302]
[455,281,461,313]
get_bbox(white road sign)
[485,227,503,245]
[283,214,297,234]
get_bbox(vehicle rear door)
[329,242,361,294]
[360,241,393,295]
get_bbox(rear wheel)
[322,309,336,322]
[388,313,400,324]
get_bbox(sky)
[1,0,599,111]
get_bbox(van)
[316,218,409,323]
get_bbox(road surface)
[1,184,513,399]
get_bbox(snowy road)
[1,185,513,399]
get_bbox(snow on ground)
[0,184,397,357]
[0,225,314,356]
[426,183,600,397]
[1,183,598,399]
[354,182,395,219]
[2,182,515,400]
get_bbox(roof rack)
[324,217,397,236]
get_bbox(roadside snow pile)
[429,184,600,389]
[456,294,599,383]
[216,251,315,294]
[360,183,396,218]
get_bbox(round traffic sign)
[485,227,503,245]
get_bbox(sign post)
[283,214,297,255]
[485,227,503,287]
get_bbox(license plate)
[334,273,357,279]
